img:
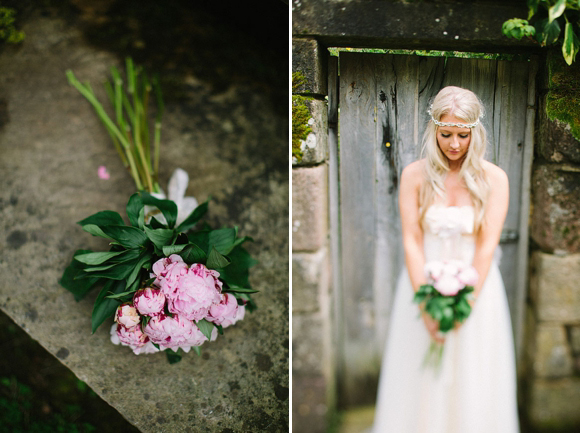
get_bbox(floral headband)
[428,106,480,128]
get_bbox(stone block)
[529,252,580,322]
[570,326,580,355]
[526,377,580,429]
[292,375,328,433]
[531,164,580,254]
[292,96,328,165]
[531,324,573,378]
[292,38,328,95]
[292,313,327,377]
[537,94,580,163]
[292,165,328,252]
[292,248,330,314]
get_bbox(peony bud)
[133,287,166,317]
[114,303,140,328]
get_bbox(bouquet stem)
[422,340,444,372]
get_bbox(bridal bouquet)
[59,58,257,363]
[413,259,478,368]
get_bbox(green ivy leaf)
[208,227,237,255]
[223,285,259,294]
[162,244,187,256]
[60,249,102,301]
[548,0,566,24]
[527,0,539,20]
[180,243,207,265]
[563,21,580,65]
[166,350,182,364]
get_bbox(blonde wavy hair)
[419,86,490,231]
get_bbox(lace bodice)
[423,205,476,264]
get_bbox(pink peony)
[133,287,166,316]
[143,313,194,350]
[151,254,188,295]
[165,263,223,321]
[132,341,161,355]
[424,260,445,282]
[457,266,479,287]
[207,293,245,328]
[114,303,140,328]
[115,323,149,348]
[434,274,464,296]
[178,322,218,353]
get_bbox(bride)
[371,86,520,432]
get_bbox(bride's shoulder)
[401,159,425,179]
[482,160,508,186]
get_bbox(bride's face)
[436,114,471,162]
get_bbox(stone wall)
[292,38,334,433]
[524,49,580,430]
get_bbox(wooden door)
[334,52,537,405]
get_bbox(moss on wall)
[0,7,24,44]
[292,95,313,162]
[546,52,580,142]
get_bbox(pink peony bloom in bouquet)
[207,293,246,328]
[143,313,217,352]
[114,303,141,328]
[133,287,166,317]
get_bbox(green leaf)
[166,350,182,364]
[191,346,202,356]
[537,17,561,45]
[162,244,187,256]
[82,258,139,280]
[144,226,175,249]
[125,252,152,289]
[176,200,209,233]
[196,319,215,341]
[126,193,144,227]
[563,21,580,65]
[216,245,257,288]
[60,250,102,301]
[100,225,149,249]
[180,243,207,264]
[548,0,566,23]
[91,280,126,333]
[187,230,210,253]
[78,210,124,228]
[206,246,231,269]
[224,285,259,294]
[208,228,237,255]
[527,0,539,20]
[74,251,126,266]
[139,192,178,228]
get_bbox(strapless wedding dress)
[372,205,519,433]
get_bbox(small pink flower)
[133,287,166,316]
[98,165,110,180]
[116,323,149,348]
[114,303,140,328]
[207,293,244,328]
[132,341,161,355]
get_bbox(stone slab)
[292,375,328,433]
[531,324,574,378]
[526,377,580,429]
[531,164,580,254]
[293,0,538,53]
[0,11,288,433]
[292,38,328,96]
[292,165,328,252]
[529,252,580,322]
[292,248,329,314]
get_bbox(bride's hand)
[421,311,445,343]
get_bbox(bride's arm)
[472,164,509,298]
[399,162,426,292]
